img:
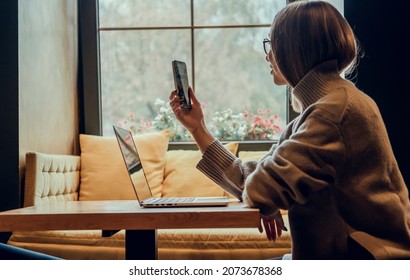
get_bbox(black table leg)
[125,229,157,260]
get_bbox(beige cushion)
[238,151,267,161]
[162,142,238,197]
[8,230,125,260]
[24,152,81,207]
[158,225,291,260]
[79,130,170,200]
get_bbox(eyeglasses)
[263,38,271,55]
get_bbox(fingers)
[169,90,178,105]
[169,89,177,99]
[260,217,284,242]
[270,220,277,241]
[263,219,270,240]
[188,87,197,104]
[276,223,282,238]
[170,87,197,108]
[169,90,182,114]
[274,211,288,232]
[263,218,277,241]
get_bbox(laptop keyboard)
[153,197,195,204]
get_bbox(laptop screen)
[113,125,153,203]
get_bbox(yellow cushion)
[79,130,170,201]
[162,142,238,197]
[238,151,267,161]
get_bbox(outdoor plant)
[118,99,283,141]
[243,107,283,140]
[211,109,248,141]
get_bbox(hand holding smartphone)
[172,60,192,110]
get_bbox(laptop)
[113,125,230,207]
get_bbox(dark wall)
[345,0,409,188]
[0,0,19,242]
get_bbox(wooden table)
[0,200,260,259]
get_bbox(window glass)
[98,0,343,141]
[195,28,286,129]
[99,0,190,27]
[194,0,281,26]
[100,29,191,135]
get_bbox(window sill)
[168,140,276,153]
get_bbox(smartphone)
[172,60,192,110]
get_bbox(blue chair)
[0,243,62,260]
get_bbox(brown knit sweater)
[197,60,410,259]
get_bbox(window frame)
[78,0,297,151]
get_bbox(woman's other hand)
[258,211,287,242]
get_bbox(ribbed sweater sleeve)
[197,140,250,201]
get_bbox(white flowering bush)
[151,99,192,141]
[211,109,248,140]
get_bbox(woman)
[169,0,410,259]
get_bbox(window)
[81,0,343,144]
[98,0,287,142]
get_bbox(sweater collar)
[291,60,343,111]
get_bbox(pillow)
[79,130,170,201]
[238,151,268,162]
[162,142,239,197]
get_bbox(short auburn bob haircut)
[270,0,359,87]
